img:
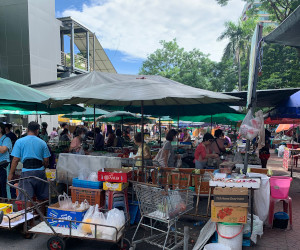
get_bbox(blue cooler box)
[47,203,87,229]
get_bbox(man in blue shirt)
[0,123,12,198]
[8,122,51,201]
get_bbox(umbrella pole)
[121,116,123,132]
[94,104,96,148]
[210,114,213,131]
[141,101,145,182]
[159,117,162,148]
[177,109,180,147]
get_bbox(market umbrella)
[30,71,239,106]
[63,107,109,120]
[0,77,50,104]
[125,103,239,117]
[31,71,239,174]
[264,117,300,125]
[98,111,141,130]
[265,91,300,120]
[0,104,85,115]
[275,124,297,133]
[174,113,245,125]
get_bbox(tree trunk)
[238,52,242,91]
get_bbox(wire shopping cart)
[131,183,193,250]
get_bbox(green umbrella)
[0,104,85,115]
[0,77,49,104]
[175,113,245,125]
[63,107,109,120]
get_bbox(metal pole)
[86,31,90,71]
[93,33,96,71]
[244,24,263,174]
[141,101,145,182]
[211,114,213,131]
[70,21,75,71]
[183,226,189,250]
[121,116,124,132]
[94,104,96,148]
[159,117,162,148]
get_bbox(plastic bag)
[176,157,182,168]
[243,214,263,244]
[233,152,243,164]
[58,192,73,210]
[80,205,95,235]
[168,191,186,218]
[278,145,285,158]
[78,200,89,211]
[78,168,89,180]
[102,208,125,240]
[239,110,261,141]
[91,206,106,239]
[88,172,98,182]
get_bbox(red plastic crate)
[98,168,132,183]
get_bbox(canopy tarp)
[174,113,245,125]
[126,103,239,116]
[98,111,138,119]
[264,5,300,48]
[264,117,300,125]
[99,116,153,124]
[63,107,109,119]
[224,88,300,107]
[276,124,297,133]
[30,71,239,107]
[0,104,85,115]
[265,91,300,119]
[0,77,50,104]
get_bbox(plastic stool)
[268,196,292,229]
[105,188,130,220]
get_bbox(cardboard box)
[47,202,87,229]
[98,168,132,183]
[214,187,248,207]
[0,203,13,214]
[103,182,129,191]
[211,201,247,224]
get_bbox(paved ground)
[0,150,298,249]
[251,151,300,250]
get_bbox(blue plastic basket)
[72,178,103,189]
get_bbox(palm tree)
[218,19,256,91]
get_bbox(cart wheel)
[47,236,65,250]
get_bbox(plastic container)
[270,176,292,199]
[70,186,105,207]
[273,212,289,229]
[72,177,103,189]
[217,222,243,250]
[204,243,231,250]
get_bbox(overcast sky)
[56,0,245,73]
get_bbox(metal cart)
[8,176,130,250]
[131,183,193,250]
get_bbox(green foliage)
[216,0,300,23]
[140,39,214,90]
[258,44,300,89]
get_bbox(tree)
[216,0,300,23]
[140,39,219,90]
[217,18,256,91]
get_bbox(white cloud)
[63,0,245,62]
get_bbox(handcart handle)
[7,176,59,236]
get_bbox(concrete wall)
[0,0,31,85]
[27,0,61,84]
